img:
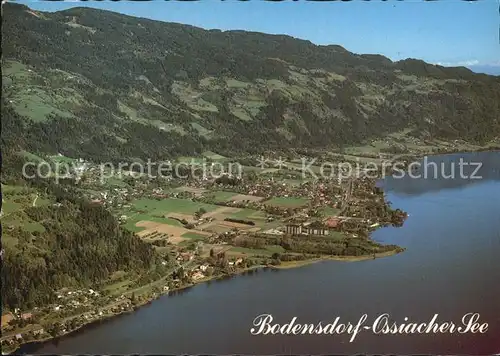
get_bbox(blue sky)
[11,0,500,72]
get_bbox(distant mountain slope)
[468,65,500,76]
[2,3,500,162]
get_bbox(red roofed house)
[21,312,33,320]
[324,217,341,229]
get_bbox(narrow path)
[32,193,39,207]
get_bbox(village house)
[192,271,204,281]
[32,327,44,336]
[180,252,194,262]
[324,217,342,229]
[20,312,32,320]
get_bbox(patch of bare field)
[230,194,264,202]
[174,186,207,196]
[246,227,262,233]
[136,220,211,245]
[198,222,232,234]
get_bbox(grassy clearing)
[190,122,212,137]
[204,190,238,202]
[2,214,46,234]
[2,199,21,214]
[131,198,217,214]
[340,154,382,164]
[102,278,132,296]
[20,150,45,163]
[181,232,207,240]
[263,196,309,208]
[281,178,308,186]
[228,245,285,256]
[327,231,348,240]
[119,198,218,232]
[122,215,188,232]
[104,177,128,187]
[171,81,219,113]
[202,151,226,161]
[1,185,50,241]
[319,206,341,216]
[10,85,76,122]
[284,162,324,174]
[177,156,206,164]
[229,208,267,221]
[49,154,76,164]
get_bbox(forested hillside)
[2,2,500,164]
[1,179,163,309]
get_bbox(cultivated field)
[166,212,197,223]
[136,220,211,244]
[262,196,309,208]
[119,198,219,232]
[196,206,270,234]
[230,194,264,202]
[203,190,240,202]
[319,206,341,217]
[203,190,265,203]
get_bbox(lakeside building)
[285,220,329,236]
[285,223,302,235]
[303,221,329,236]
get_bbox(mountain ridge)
[2,2,499,164]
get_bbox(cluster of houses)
[1,310,33,330]
[52,288,101,312]
[1,310,45,348]
[1,288,105,343]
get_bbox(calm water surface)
[21,152,500,355]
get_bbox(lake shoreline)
[7,246,404,355]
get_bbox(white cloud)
[436,60,480,67]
